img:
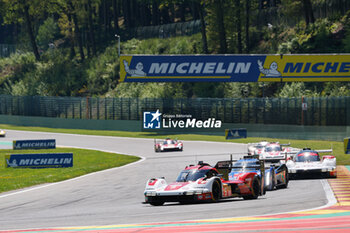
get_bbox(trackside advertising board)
[120,54,350,82]
[13,139,56,150]
[225,129,247,139]
[5,153,73,168]
[345,137,350,154]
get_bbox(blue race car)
[228,156,288,191]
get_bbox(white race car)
[144,161,264,206]
[247,141,269,155]
[286,148,337,178]
[0,129,6,137]
[259,142,299,160]
[154,138,183,152]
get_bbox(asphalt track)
[0,130,331,231]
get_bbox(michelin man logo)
[258,60,281,77]
[143,109,162,129]
[6,158,18,167]
[123,60,146,77]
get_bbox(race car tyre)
[262,186,266,195]
[288,173,295,180]
[243,177,260,200]
[149,201,165,206]
[179,200,190,204]
[212,179,221,202]
[147,197,165,206]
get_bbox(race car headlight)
[145,191,157,196]
[322,168,327,172]
[289,169,296,173]
[185,191,194,195]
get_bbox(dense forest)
[0,0,350,98]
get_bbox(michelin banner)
[13,139,56,150]
[5,153,73,168]
[345,137,350,154]
[120,54,350,82]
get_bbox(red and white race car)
[154,138,183,152]
[247,141,269,155]
[144,160,265,206]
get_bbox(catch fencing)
[0,95,348,126]
[0,44,16,58]
[129,20,201,39]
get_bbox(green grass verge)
[0,124,348,165]
[0,147,140,193]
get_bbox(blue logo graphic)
[143,110,162,129]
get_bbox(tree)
[0,0,42,60]
[278,82,306,98]
[36,17,59,49]
[245,0,250,53]
[152,0,160,25]
[216,0,227,53]
[112,0,120,33]
[210,0,227,53]
[196,0,209,54]
[199,3,209,53]
[302,0,314,26]
[87,0,96,56]
[67,0,85,60]
[235,0,242,54]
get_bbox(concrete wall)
[0,115,142,132]
[222,123,349,141]
[0,114,348,141]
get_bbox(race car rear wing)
[154,138,180,144]
[214,154,265,180]
[284,148,333,160]
[280,143,291,146]
[315,149,333,153]
[259,150,301,166]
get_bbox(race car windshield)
[266,146,281,152]
[256,145,264,149]
[163,140,175,145]
[176,169,208,182]
[231,162,260,172]
[296,152,320,162]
